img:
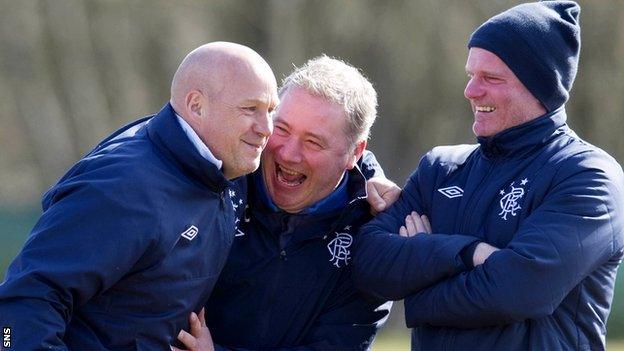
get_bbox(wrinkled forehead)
[275,87,351,140]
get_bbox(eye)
[241,106,257,113]
[485,76,504,84]
[306,139,323,150]
[274,125,288,136]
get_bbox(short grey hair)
[280,55,378,145]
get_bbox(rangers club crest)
[327,232,353,268]
[498,178,528,220]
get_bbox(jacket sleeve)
[292,274,391,351]
[404,153,624,328]
[214,275,390,351]
[0,182,158,349]
[352,162,480,301]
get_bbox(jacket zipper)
[457,160,497,234]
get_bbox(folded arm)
[405,155,624,328]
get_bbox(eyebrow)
[466,66,506,77]
[242,98,278,109]
[275,119,328,144]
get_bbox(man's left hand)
[366,177,401,215]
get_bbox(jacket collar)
[477,107,568,159]
[147,103,233,192]
[251,165,368,215]
[248,165,369,242]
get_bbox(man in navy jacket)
[175,56,481,351]
[354,1,624,350]
[0,42,278,350]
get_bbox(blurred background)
[1,0,623,349]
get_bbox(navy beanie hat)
[468,1,581,112]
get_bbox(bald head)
[168,42,278,179]
[170,42,275,117]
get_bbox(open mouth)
[275,163,306,187]
[475,105,496,113]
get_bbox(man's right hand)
[473,242,499,266]
[171,308,214,351]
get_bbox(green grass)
[373,330,624,351]
[373,329,410,350]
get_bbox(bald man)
[0,42,278,350]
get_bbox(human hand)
[399,211,431,237]
[171,308,214,351]
[366,177,401,215]
[472,242,499,266]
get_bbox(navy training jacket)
[355,108,624,350]
[0,104,245,350]
[205,162,390,351]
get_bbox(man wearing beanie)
[353,1,624,350]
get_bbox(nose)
[277,137,303,164]
[464,76,484,100]
[254,109,273,138]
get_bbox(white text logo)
[498,178,528,220]
[327,233,353,268]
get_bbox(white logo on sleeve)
[181,225,199,241]
[438,186,464,198]
[327,233,353,268]
[498,178,528,220]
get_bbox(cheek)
[263,138,281,157]
[311,153,347,178]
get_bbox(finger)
[199,308,207,328]
[189,312,201,338]
[421,214,432,234]
[177,329,196,350]
[399,226,408,237]
[410,211,426,234]
[381,184,401,205]
[366,182,387,213]
[170,346,184,351]
[405,214,417,236]
[405,215,414,236]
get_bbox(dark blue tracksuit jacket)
[354,108,624,350]
[0,104,244,350]
[204,163,392,351]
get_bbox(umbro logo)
[181,225,199,241]
[438,186,464,199]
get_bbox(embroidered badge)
[327,232,353,268]
[229,189,247,237]
[498,178,528,220]
[438,186,464,199]
[234,218,245,237]
[181,225,199,241]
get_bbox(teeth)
[280,166,301,176]
[276,164,306,187]
[476,106,496,112]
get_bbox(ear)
[185,90,205,122]
[346,140,367,170]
